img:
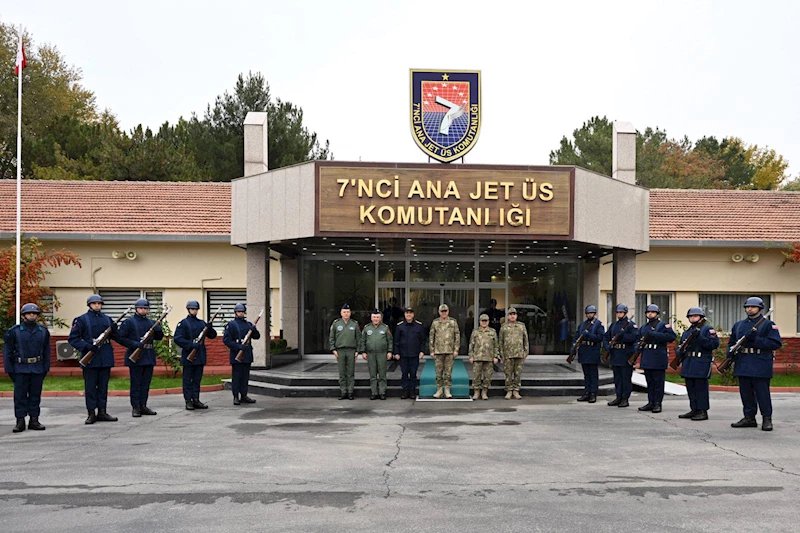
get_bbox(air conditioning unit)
[56,340,79,361]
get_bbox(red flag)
[15,33,27,76]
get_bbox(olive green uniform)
[429,317,460,388]
[329,318,360,395]
[469,327,499,390]
[359,323,393,395]
[499,322,529,392]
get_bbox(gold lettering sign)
[318,166,571,236]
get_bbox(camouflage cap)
[479,313,490,321]
[438,304,449,312]
[507,307,518,314]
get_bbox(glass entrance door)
[409,286,474,355]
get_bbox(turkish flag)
[14,34,26,76]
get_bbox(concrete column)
[246,244,270,367]
[281,258,300,353]
[612,121,636,185]
[244,112,269,176]
[582,259,600,315]
[612,249,637,320]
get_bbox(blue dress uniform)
[573,307,605,402]
[223,304,261,404]
[117,302,163,417]
[676,308,720,421]
[69,295,121,423]
[393,311,427,398]
[603,306,637,407]
[727,297,782,431]
[3,305,50,432]
[174,301,217,410]
[636,305,677,413]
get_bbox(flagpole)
[15,24,23,325]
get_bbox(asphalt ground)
[1,389,799,533]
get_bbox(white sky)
[5,0,799,179]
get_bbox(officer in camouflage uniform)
[359,309,393,400]
[468,313,499,400]
[329,303,360,400]
[428,303,460,399]
[499,307,529,399]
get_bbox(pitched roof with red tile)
[649,189,800,242]
[0,180,231,239]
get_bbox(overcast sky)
[5,1,799,179]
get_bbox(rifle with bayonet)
[567,318,595,364]
[602,317,631,364]
[235,308,264,363]
[79,306,132,367]
[717,308,774,373]
[187,305,223,363]
[669,317,707,370]
[128,306,173,363]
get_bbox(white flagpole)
[15,24,23,325]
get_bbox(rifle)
[601,317,631,364]
[567,319,594,364]
[628,328,652,366]
[235,308,264,363]
[717,308,774,373]
[669,317,707,370]
[128,306,173,363]
[79,306,133,367]
[187,305,223,363]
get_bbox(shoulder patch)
[71,320,79,329]
[772,325,780,329]
[415,320,422,325]
[397,321,404,326]
[665,324,672,328]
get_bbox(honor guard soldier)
[635,304,676,413]
[469,314,499,400]
[223,303,260,405]
[726,297,782,431]
[329,303,360,400]
[174,300,217,410]
[603,304,637,408]
[393,306,426,399]
[69,294,120,424]
[118,299,163,417]
[573,305,605,403]
[675,307,720,421]
[499,307,529,399]
[428,303,460,399]
[359,309,393,400]
[3,303,50,432]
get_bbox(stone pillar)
[247,244,270,367]
[582,259,600,316]
[612,121,636,185]
[244,112,269,177]
[281,258,300,353]
[612,249,637,320]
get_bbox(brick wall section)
[777,337,800,369]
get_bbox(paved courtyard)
[1,389,799,532]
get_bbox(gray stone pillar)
[247,244,270,367]
[612,249,637,320]
[281,258,300,353]
[612,121,636,185]
[582,259,600,316]
[244,112,269,177]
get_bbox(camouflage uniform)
[499,321,529,392]
[429,316,460,388]
[329,318,360,395]
[358,322,393,396]
[469,327,498,391]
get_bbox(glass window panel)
[378,288,405,333]
[379,261,406,282]
[478,288,506,335]
[409,260,474,283]
[479,262,506,282]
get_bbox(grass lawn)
[0,374,230,392]
[666,373,800,387]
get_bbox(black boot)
[233,395,241,405]
[400,390,409,400]
[652,403,662,413]
[241,396,256,404]
[96,408,118,422]
[370,394,378,400]
[13,418,26,433]
[414,389,419,398]
[192,399,208,410]
[607,397,621,406]
[638,402,654,411]
[347,392,354,400]
[731,416,757,428]
[132,405,142,418]
[588,393,597,404]
[338,392,346,400]
[679,410,697,419]
[85,409,97,425]
[618,398,629,408]
[380,393,387,400]
[577,393,590,402]
[28,417,45,431]
[140,405,157,415]
[762,416,773,431]
[691,410,709,421]
[185,400,195,411]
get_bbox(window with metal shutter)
[98,290,164,319]
[206,290,247,328]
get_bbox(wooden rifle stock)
[128,306,173,363]
[717,308,774,372]
[602,318,631,364]
[628,331,650,366]
[566,319,594,364]
[235,309,264,363]
[78,306,132,367]
[669,318,707,370]
[187,305,223,363]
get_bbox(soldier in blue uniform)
[634,304,676,413]
[726,297,783,431]
[573,305,605,403]
[69,294,121,424]
[174,300,217,410]
[3,303,50,433]
[117,298,164,417]
[675,307,720,421]
[393,307,427,399]
[223,303,261,405]
[603,304,637,408]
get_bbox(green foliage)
[712,335,738,386]
[549,116,613,175]
[153,318,182,378]
[270,338,289,354]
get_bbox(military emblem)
[410,69,481,163]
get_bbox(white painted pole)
[15,25,23,325]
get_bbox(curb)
[709,385,800,393]
[0,384,224,398]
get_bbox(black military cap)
[371,308,381,315]
[404,306,414,313]
[341,303,350,310]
